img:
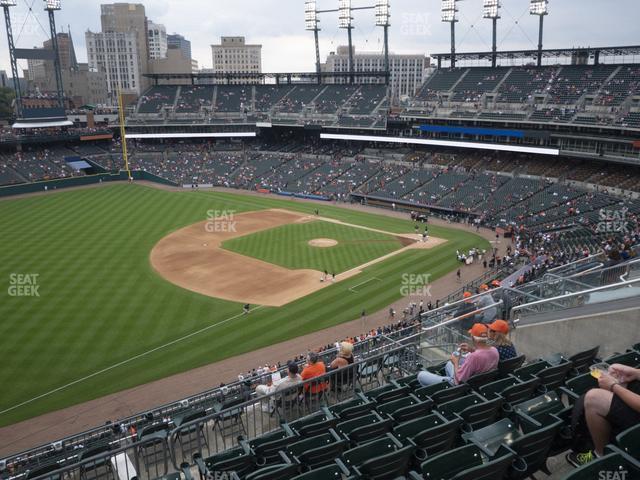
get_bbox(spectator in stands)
[330,341,355,389]
[474,284,498,323]
[487,320,517,361]
[568,364,640,467]
[254,362,302,397]
[301,352,328,396]
[454,292,477,331]
[416,323,499,386]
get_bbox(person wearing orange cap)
[417,323,499,387]
[454,291,477,331]
[488,320,517,361]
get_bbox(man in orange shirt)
[301,352,328,395]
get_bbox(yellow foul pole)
[117,89,131,178]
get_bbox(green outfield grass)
[0,184,489,427]
[223,220,405,274]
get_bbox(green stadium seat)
[338,435,402,472]
[414,382,470,404]
[559,372,598,402]
[356,357,383,389]
[498,355,526,378]
[352,444,415,479]
[376,394,433,423]
[465,369,500,390]
[616,423,640,461]
[504,414,563,479]
[392,412,462,460]
[334,411,393,445]
[244,464,300,480]
[239,429,298,466]
[290,464,344,480]
[365,384,411,405]
[438,392,503,431]
[604,350,640,367]
[412,444,514,480]
[567,346,599,375]
[280,430,348,470]
[513,360,550,380]
[479,376,540,409]
[194,449,255,480]
[287,409,337,437]
[328,396,374,420]
[535,360,574,392]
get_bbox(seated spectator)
[567,363,640,467]
[475,284,498,323]
[417,323,499,386]
[330,341,355,388]
[301,352,328,396]
[487,320,517,361]
[454,291,477,331]
[275,362,302,393]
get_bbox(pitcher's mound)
[308,238,338,248]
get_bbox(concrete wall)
[512,306,640,360]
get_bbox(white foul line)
[0,306,264,417]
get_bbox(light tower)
[530,0,548,67]
[483,0,500,67]
[44,0,65,109]
[305,0,321,79]
[1,0,21,117]
[441,0,458,68]
[338,0,354,84]
[375,0,390,84]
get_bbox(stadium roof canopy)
[432,45,640,67]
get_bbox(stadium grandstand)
[3,1,640,480]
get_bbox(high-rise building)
[211,36,262,79]
[86,30,142,97]
[86,3,149,98]
[323,46,428,100]
[44,32,78,71]
[147,21,167,59]
[167,34,191,61]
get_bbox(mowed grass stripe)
[0,184,488,426]
[223,221,404,274]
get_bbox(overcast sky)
[1,0,639,75]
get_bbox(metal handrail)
[510,277,640,321]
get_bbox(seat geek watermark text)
[8,273,40,297]
[205,210,237,233]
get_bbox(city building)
[148,46,192,81]
[86,3,150,98]
[86,30,141,98]
[323,46,428,100]
[147,21,167,59]
[211,36,262,81]
[191,59,199,73]
[167,33,191,61]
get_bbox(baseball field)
[0,183,489,427]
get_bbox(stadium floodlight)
[375,0,390,27]
[530,0,548,15]
[304,0,318,31]
[44,0,61,10]
[338,0,351,29]
[482,0,500,19]
[441,0,458,23]
[0,0,17,6]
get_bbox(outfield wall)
[0,171,177,198]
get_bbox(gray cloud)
[0,0,638,76]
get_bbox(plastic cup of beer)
[590,363,610,379]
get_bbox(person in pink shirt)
[417,323,499,386]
